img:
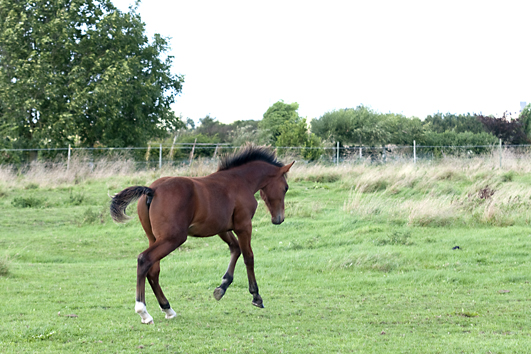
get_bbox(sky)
[112,0,530,124]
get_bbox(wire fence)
[2,140,531,170]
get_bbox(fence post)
[336,141,339,165]
[67,144,71,172]
[159,143,162,170]
[359,146,362,159]
[499,139,502,168]
[413,140,416,164]
[145,144,151,166]
[382,145,386,163]
[189,138,197,165]
[213,144,219,159]
[169,135,177,162]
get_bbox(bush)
[423,131,498,156]
[81,207,106,225]
[12,195,46,208]
[68,190,85,206]
[375,230,413,246]
[0,256,9,276]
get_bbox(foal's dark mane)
[218,145,284,171]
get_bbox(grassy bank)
[1,156,531,353]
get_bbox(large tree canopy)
[259,100,322,159]
[259,100,301,143]
[0,0,183,149]
[311,106,391,146]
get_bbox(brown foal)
[110,145,293,323]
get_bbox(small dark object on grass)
[452,246,460,250]
[58,312,78,317]
[478,185,495,200]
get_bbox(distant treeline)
[148,101,531,161]
[2,100,531,163]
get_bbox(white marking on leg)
[135,301,154,324]
[161,307,177,319]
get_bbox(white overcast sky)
[112,0,530,124]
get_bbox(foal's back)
[138,172,255,239]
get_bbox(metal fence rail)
[2,140,529,169]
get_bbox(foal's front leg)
[214,231,241,301]
[235,226,264,308]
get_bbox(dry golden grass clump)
[0,154,221,189]
[0,155,137,188]
[338,153,531,226]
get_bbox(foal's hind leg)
[136,236,185,324]
[147,261,177,319]
[213,231,241,301]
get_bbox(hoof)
[252,301,265,308]
[213,287,225,301]
[136,301,154,324]
[161,307,177,319]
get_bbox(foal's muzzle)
[272,215,284,225]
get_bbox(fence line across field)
[1,139,526,169]
[4,141,529,152]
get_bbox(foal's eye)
[285,185,289,192]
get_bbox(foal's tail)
[110,186,154,223]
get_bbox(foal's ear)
[281,161,295,174]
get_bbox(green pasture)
[1,160,531,353]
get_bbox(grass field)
[1,154,531,353]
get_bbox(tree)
[259,100,301,143]
[185,118,196,130]
[311,106,390,146]
[276,118,322,160]
[195,115,232,142]
[423,113,485,134]
[476,113,529,145]
[385,114,426,145]
[0,0,183,150]
[227,120,269,146]
[519,104,531,140]
[259,100,322,159]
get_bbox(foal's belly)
[187,222,233,237]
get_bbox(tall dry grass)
[338,151,531,226]
[3,150,531,226]
[0,154,221,189]
[0,156,135,188]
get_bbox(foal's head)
[260,161,294,225]
[219,145,295,225]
